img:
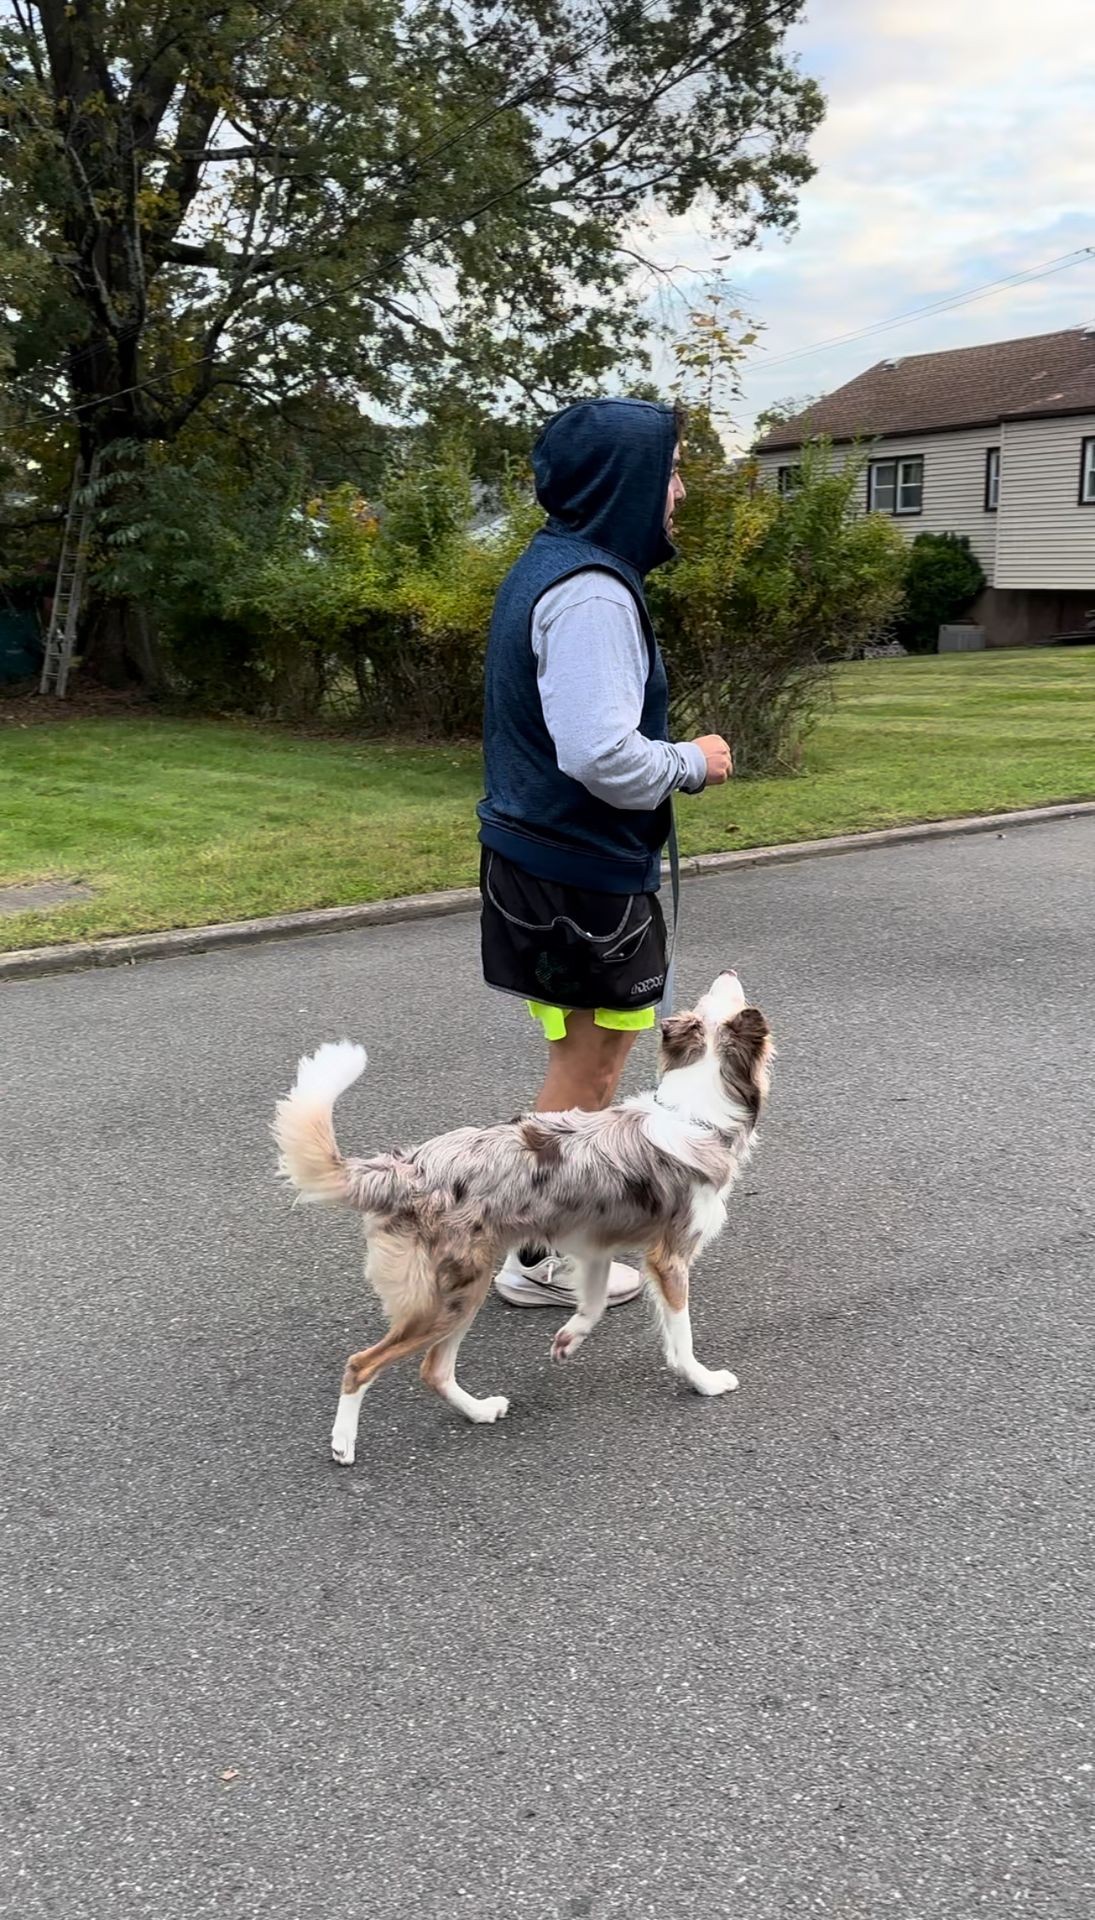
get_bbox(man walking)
[478,397,732,1307]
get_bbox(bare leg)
[535,1011,638,1114]
[551,1253,612,1362]
[646,1245,737,1397]
[420,1311,510,1425]
[506,1016,640,1285]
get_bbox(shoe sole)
[493,1277,643,1308]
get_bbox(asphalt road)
[3,819,1093,1919]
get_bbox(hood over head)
[532,397,678,577]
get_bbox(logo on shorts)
[632,975,665,997]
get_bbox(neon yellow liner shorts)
[526,1000,658,1043]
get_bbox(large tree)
[0,0,822,676]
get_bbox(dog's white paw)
[551,1315,590,1363]
[465,1394,509,1424]
[689,1365,738,1398]
[330,1412,358,1464]
[330,1389,364,1463]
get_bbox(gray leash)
[660,806,681,1017]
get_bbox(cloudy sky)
[645,0,1095,447]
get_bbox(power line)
[751,248,1095,375]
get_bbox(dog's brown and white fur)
[273,970,772,1465]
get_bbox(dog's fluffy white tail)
[273,1041,367,1205]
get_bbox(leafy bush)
[96,435,540,728]
[94,429,907,762]
[650,442,909,773]
[338,441,540,735]
[229,446,541,732]
[93,442,294,708]
[894,532,986,653]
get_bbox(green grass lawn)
[1,647,1092,953]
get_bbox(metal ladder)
[39,452,99,697]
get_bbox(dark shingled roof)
[755,326,1095,451]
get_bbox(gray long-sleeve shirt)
[531,570,707,810]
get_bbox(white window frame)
[1080,438,1095,506]
[868,454,923,517]
[985,447,1000,513]
[777,464,803,496]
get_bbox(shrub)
[650,443,909,774]
[97,435,541,729]
[93,443,295,709]
[338,443,540,735]
[894,532,986,653]
[97,429,908,761]
[221,442,542,731]
[223,486,386,719]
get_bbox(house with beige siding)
[753,325,1095,647]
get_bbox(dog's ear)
[717,1007,773,1118]
[659,1011,706,1071]
[727,1007,770,1050]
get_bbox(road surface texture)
[3,818,1093,1919]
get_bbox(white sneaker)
[493,1248,643,1308]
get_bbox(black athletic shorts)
[479,847,668,1015]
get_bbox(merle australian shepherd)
[274,969,773,1465]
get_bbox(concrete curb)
[3,798,1093,983]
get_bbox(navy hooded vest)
[477,398,678,895]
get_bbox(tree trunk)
[74,423,169,693]
[81,594,167,693]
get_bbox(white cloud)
[636,0,1095,445]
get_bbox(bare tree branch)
[10,1,47,86]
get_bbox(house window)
[868,455,923,516]
[1080,438,1095,506]
[985,447,1000,512]
[777,464,803,496]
